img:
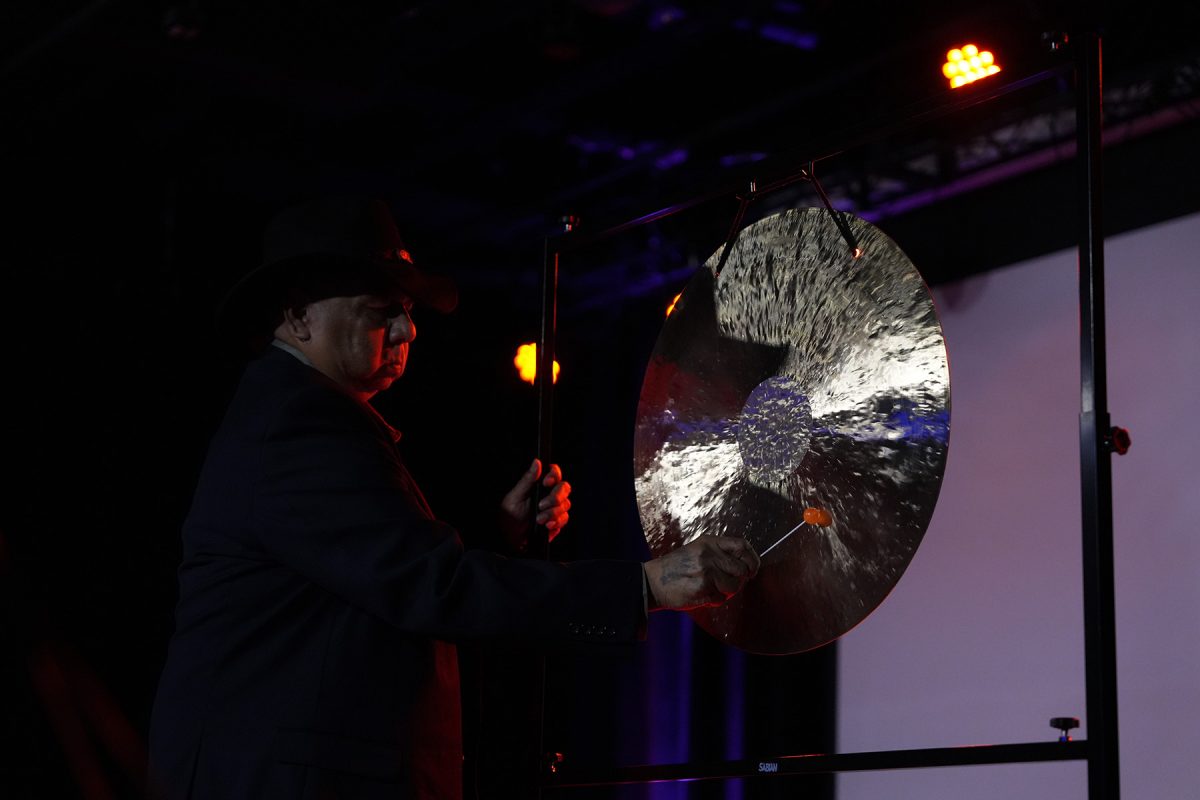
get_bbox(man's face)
[302,293,416,400]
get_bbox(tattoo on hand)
[661,554,695,585]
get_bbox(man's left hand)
[500,459,571,551]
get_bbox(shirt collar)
[270,339,403,442]
[271,338,312,366]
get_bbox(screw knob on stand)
[1050,717,1080,742]
[1107,426,1132,455]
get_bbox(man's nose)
[387,312,416,344]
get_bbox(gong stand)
[531,31,1122,800]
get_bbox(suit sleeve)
[251,383,645,644]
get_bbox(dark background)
[3,1,1199,797]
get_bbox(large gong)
[633,208,951,654]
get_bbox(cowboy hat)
[218,195,458,345]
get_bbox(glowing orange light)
[665,292,683,317]
[514,343,560,384]
[943,42,1001,89]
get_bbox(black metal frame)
[533,33,1119,799]
[546,741,1089,787]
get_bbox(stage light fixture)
[943,43,1001,88]
[514,343,560,384]
[665,292,682,317]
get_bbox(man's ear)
[278,290,315,343]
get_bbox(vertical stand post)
[1075,31,1121,800]
[533,235,560,797]
[534,238,559,561]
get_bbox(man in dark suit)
[148,197,759,799]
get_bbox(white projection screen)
[836,211,1200,799]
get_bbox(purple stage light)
[757,23,818,50]
[654,148,689,171]
[647,5,687,31]
[719,152,768,168]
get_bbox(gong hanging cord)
[713,165,861,280]
[713,186,756,278]
[804,162,861,258]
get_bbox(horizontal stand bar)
[544,740,1087,788]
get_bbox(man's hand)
[643,535,760,611]
[499,459,572,551]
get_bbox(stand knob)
[1041,31,1069,51]
[1050,717,1080,742]
[1107,426,1132,455]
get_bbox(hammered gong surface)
[634,208,950,654]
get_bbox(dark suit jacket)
[149,346,645,799]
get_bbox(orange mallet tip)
[803,507,833,527]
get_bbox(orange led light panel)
[514,343,560,384]
[943,42,1001,88]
